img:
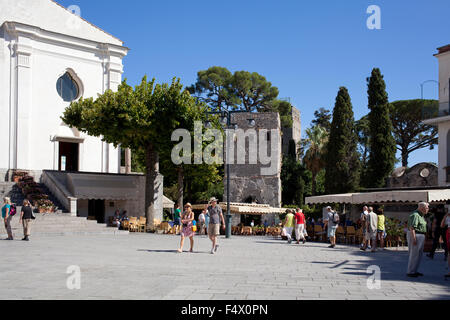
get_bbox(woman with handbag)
[177,203,195,253]
[2,197,13,240]
[20,199,34,241]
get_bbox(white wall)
[0,18,127,177]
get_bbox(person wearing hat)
[206,197,225,254]
[177,203,195,253]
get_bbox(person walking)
[360,206,369,249]
[377,208,386,251]
[19,199,34,241]
[324,206,339,248]
[439,210,450,279]
[173,203,182,235]
[361,207,378,252]
[407,202,429,278]
[283,209,295,244]
[198,210,206,235]
[295,208,306,245]
[177,203,195,253]
[204,205,210,235]
[427,204,448,260]
[207,197,225,254]
[2,197,13,240]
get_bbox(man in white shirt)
[362,207,378,252]
[360,206,369,249]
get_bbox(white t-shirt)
[198,213,205,223]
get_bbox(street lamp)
[205,109,252,239]
[420,80,438,100]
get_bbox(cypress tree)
[365,68,396,188]
[325,87,360,194]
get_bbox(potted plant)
[12,171,28,183]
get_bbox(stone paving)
[0,233,449,300]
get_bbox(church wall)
[0,21,124,179]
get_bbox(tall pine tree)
[365,68,396,188]
[325,87,360,194]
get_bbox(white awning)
[192,203,287,215]
[305,189,450,205]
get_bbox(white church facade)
[0,0,167,222]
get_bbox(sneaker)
[303,239,306,245]
[368,246,372,250]
[415,272,424,277]
[407,273,419,278]
[360,247,366,251]
[214,245,219,253]
[210,249,215,255]
[288,239,292,244]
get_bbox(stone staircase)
[0,182,129,237]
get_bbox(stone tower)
[224,112,282,210]
[281,107,302,158]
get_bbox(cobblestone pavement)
[0,233,449,300]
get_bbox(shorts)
[173,218,181,226]
[328,226,337,238]
[365,231,377,240]
[208,224,220,236]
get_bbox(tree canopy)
[325,87,360,194]
[389,99,438,167]
[365,68,396,188]
[62,76,208,227]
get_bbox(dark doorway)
[88,200,105,223]
[59,142,79,172]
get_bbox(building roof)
[50,0,123,44]
[306,188,450,205]
[436,44,450,56]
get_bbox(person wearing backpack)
[2,197,13,240]
[324,206,339,248]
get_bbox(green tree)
[62,77,207,229]
[325,87,360,194]
[366,68,396,188]
[389,99,439,167]
[312,108,332,132]
[303,125,329,195]
[281,140,308,206]
[187,66,237,111]
[265,99,294,128]
[230,71,279,112]
[189,67,280,112]
[355,115,370,167]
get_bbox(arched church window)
[56,72,79,102]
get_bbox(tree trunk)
[401,147,409,168]
[177,167,184,208]
[145,143,160,230]
[312,172,317,196]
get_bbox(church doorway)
[88,200,105,223]
[59,142,79,172]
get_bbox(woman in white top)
[440,212,450,278]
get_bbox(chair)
[336,226,346,244]
[346,226,356,244]
[121,220,129,231]
[128,217,138,232]
[138,217,147,232]
[313,225,324,242]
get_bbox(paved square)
[0,234,449,300]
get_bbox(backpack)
[9,204,17,217]
[333,212,340,224]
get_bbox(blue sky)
[58,0,450,166]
